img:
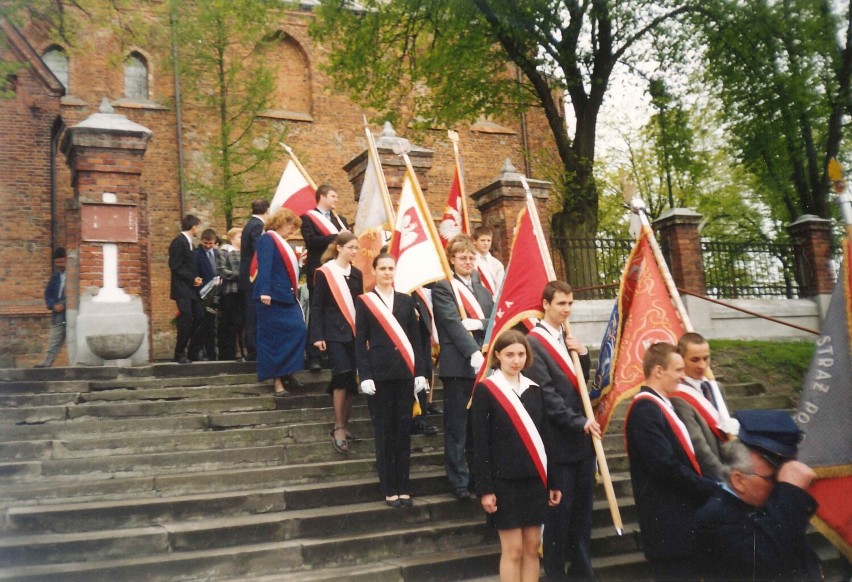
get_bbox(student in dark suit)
[625,342,719,581]
[253,208,306,394]
[239,198,270,362]
[301,184,350,371]
[191,228,220,361]
[309,231,363,453]
[431,234,494,500]
[472,330,562,582]
[36,247,68,368]
[694,412,822,582]
[355,253,427,506]
[169,215,203,364]
[525,281,599,582]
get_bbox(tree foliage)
[694,0,852,225]
[170,0,288,229]
[311,0,696,285]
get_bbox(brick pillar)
[787,215,834,298]
[344,121,434,202]
[469,159,550,264]
[60,98,153,364]
[653,208,706,295]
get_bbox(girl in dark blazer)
[472,330,561,582]
[309,231,363,453]
[355,253,427,506]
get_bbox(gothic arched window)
[124,52,148,100]
[42,45,69,90]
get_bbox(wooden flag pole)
[448,130,471,235]
[520,176,624,536]
[279,143,318,190]
[829,158,852,236]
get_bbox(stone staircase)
[0,363,845,581]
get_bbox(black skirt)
[326,340,358,395]
[488,476,548,530]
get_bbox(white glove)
[470,351,485,370]
[414,376,429,394]
[719,417,741,436]
[462,318,484,332]
[360,379,376,396]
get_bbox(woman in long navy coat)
[253,208,306,394]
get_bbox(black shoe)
[308,358,322,372]
[453,489,471,501]
[426,403,442,415]
[411,417,439,436]
[283,375,304,390]
[173,356,191,364]
[385,496,402,508]
[399,495,413,507]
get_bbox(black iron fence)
[549,236,819,300]
[699,240,800,299]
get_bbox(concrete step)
[0,452,445,505]
[0,380,90,395]
[6,472,451,534]
[0,415,208,441]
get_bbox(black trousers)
[368,378,415,497]
[543,456,596,580]
[217,291,243,360]
[243,287,257,361]
[174,297,203,359]
[651,556,700,582]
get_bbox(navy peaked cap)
[735,409,802,462]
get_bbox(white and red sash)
[317,262,356,334]
[304,209,341,236]
[359,292,416,375]
[482,374,547,487]
[527,326,579,389]
[414,287,439,346]
[671,385,724,441]
[249,232,300,302]
[476,261,496,296]
[626,391,702,476]
[451,277,485,319]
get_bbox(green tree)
[311,0,695,285]
[694,0,852,224]
[170,0,288,229]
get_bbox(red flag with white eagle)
[270,156,315,217]
[438,130,470,248]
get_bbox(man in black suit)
[240,199,270,362]
[169,215,203,364]
[191,228,220,361]
[431,235,494,500]
[625,342,718,581]
[301,184,350,371]
[525,281,599,581]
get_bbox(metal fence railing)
[699,240,800,299]
[550,237,635,300]
[549,236,818,300]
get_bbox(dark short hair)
[251,199,270,215]
[642,342,679,378]
[315,184,335,203]
[490,330,534,370]
[181,214,201,232]
[53,247,66,259]
[542,280,574,304]
[200,229,218,242]
[373,252,395,268]
[473,225,493,239]
[678,332,708,354]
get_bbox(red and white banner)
[317,262,356,334]
[626,391,701,475]
[438,161,469,248]
[303,210,341,237]
[527,326,579,390]
[389,161,453,294]
[270,158,315,217]
[452,278,486,319]
[671,385,724,441]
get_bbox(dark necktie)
[700,380,717,409]
[208,249,216,272]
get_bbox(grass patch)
[708,339,815,395]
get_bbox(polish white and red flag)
[389,157,453,294]
[438,130,470,247]
[270,157,315,217]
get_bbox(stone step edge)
[0,517,490,580]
